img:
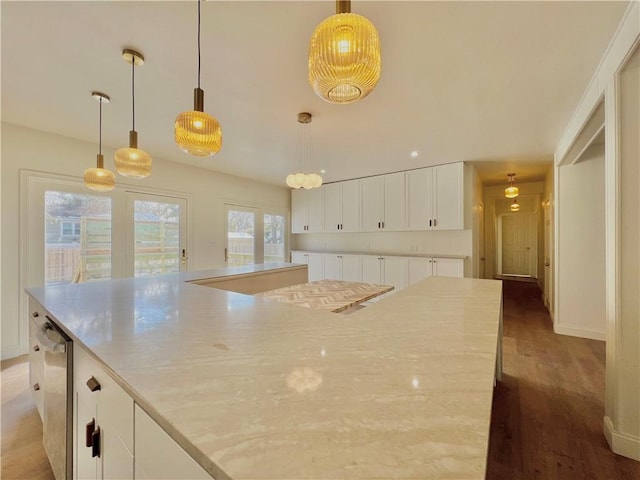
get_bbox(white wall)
[1,123,290,359]
[557,149,606,340]
[542,165,554,314]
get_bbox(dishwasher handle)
[36,325,67,354]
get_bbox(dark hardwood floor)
[487,280,640,479]
[1,280,639,479]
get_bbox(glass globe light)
[84,154,115,192]
[510,200,520,212]
[294,173,306,189]
[309,10,381,104]
[307,173,323,188]
[115,131,152,178]
[175,101,222,157]
[505,186,519,198]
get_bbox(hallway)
[487,280,640,479]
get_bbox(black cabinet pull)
[429,219,432,227]
[86,376,101,392]
[33,383,40,391]
[91,427,101,458]
[86,419,95,447]
[33,345,40,352]
[433,219,437,227]
[381,221,385,229]
[32,312,39,318]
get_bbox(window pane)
[227,210,255,266]
[264,214,285,263]
[134,200,181,277]
[45,191,111,284]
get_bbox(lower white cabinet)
[28,299,45,420]
[361,255,407,300]
[135,405,211,480]
[323,254,362,282]
[290,252,324,281]
[407,257,464,285]
[74,347,134,480]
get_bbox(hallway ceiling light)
[308,0,381,104]
[115,49,152,178]
[505,173,520,198]
[175,0,222,157]
[84,92,116,192]
[285,112,323,189]
[510,198,520,212]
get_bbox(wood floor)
[1,280,639,479]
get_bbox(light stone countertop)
[27,264,502,480]
[291,249,468,259]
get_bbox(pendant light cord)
[131,58,136,131]
[197,0,201,90]
[99,98,102,155]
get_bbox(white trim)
[604,416,640,461]
[553,324,605,341]
[1,344,23,361]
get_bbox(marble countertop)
[27,265,502,480]
[292,250,468,259]
[255,279,393,313]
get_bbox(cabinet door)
[341,254,362,282]
[361,255,382,284]
[433,258,464,278]
[433,163,463,230]
[407,258,433,285]
[323,254,342,280]
[28,305,44,420]
[307,253,325,281]
[307,188,324,233]
[341,179,361,232]
[406,168,433,231]
[291,251,308,265]
[361,177,384,232]
[291,189,307,233]
[382,172,406,231]
[135,405,211,480]
[381,256,407,295]
[323,183,342,232]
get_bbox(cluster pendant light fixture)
[84,92,116,192]
[115,49,152,178]
[309,0,381,104]
[285,112,323,189]
[505,173,519,198]
[175,0,222,157]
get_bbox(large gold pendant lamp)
[505,173,520,198]
[115,49,152,178]
[309,0,381,104]
[175,0,222,157]
[84,92,116,192]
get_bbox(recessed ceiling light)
[320,169,326,174]
[410,151,419,158]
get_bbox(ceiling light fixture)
[84,92,116,192]
[510,198,520,212]
[410,151,419,158]
[115,49,151,178]
[308,0,381,104]
[285,112,323,190]
[505,173,519,198]
[175,0,222,157]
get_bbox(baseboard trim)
[1,344,24,361]
[554,324,605,341]
[604,416,640,461]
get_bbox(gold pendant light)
[309,0,381,104]
[84,92,116,192]
[505,173,520,198]
[285,112,323,189]
[510,198,520,212]
[115,49,152,178]
[175,0,222,157]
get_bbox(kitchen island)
[27,263,502,480]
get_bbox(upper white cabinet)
[291,188,324,233]
[407,163,463,231]
[361,172,405,232]
[323,179,361,232]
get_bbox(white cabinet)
[291,188,324,233]
[135,405,211,480]
[323,254,362,282]
[407,257,464,285]
[361,172,405,232]
[28,299,45,420]
[361,255,407,299]
[74,347,134,480]
[406,163,463,231]
[323,179,361,232]
[290,251,324,281]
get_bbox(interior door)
[501,213,532,276]
[126,193,187,277]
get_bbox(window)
[60,221,81,237]
[226,207,256,266]
[264,213,285,263]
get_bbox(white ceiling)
[1,1,629,187]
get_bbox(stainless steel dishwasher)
[35,315,73,480]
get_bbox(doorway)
[495,199,538,279]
